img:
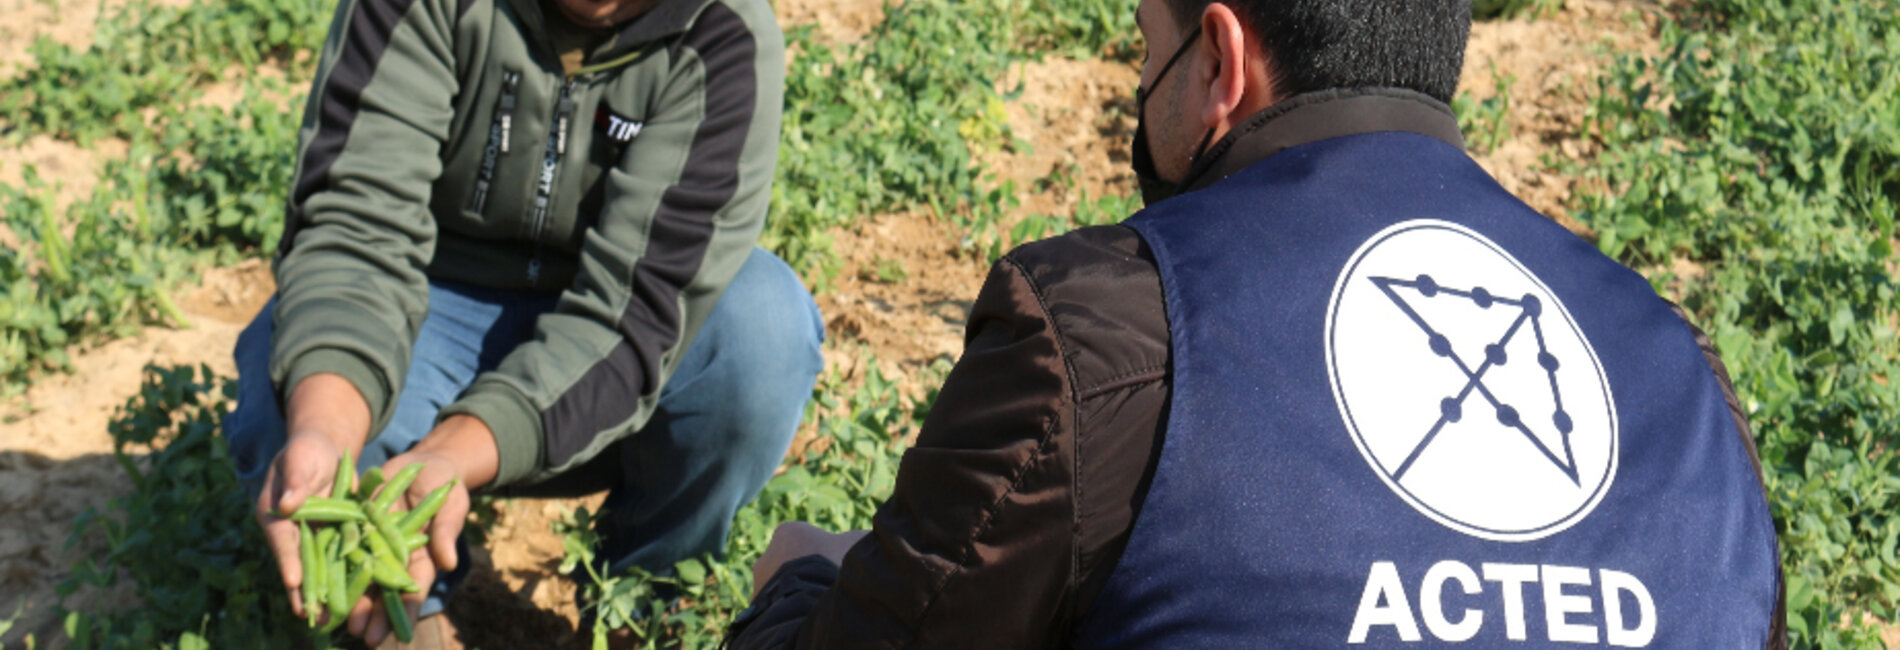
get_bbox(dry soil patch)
[985,56,1141,225]
[0,135,130,223]
[1461,0,1669,233]
[0,0,193,82]
[773,0,889,46]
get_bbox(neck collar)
[1178,87,1465,195]
[515,0,715,73]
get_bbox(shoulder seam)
[1004,252,1091,642]
[901,255,1078,648]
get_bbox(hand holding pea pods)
[256,404,492,646]
[276,452,457,642]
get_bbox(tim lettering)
[1349,561,1656,646]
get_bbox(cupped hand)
[356,449,472,645]
[257,373,372,625]
[256,429,351,622]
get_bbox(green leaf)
[675,559,707,586]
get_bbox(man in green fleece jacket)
[226,0,818,644]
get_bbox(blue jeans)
[226,247,824,617]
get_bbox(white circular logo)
[1325,220,1617,542]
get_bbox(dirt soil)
[1461,0,1669,235]
[0,0,139,81]
[0,262,270,646]
[772,0,887,46]
[0,0,1734,647]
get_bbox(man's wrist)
[411,415,502,491]
[286,373,373,455]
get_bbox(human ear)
[1198,2,1252,130]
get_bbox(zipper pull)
[471,70,523,213]
[499,71,520,153]
[555,80,576,155]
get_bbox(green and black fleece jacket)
[269,0,786,486]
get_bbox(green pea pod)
[364,501,410,564]
[344,551,377,610]
[315,527,338,556]
[363,524,421,593]
[299,521,320,626]
[398,480,456,534]
[331,450,354,500]
[326,538,351,620]
[362,517,399,564]
[384,589,414,643]
[313,527,337,602]
[356,467,386,501]
[323,554,374,634]
[286,497,366,523]
[403,531,430,557]
[370,464,425,513]
[340,522,362,555]
[368,555,421,593]
[320,605,349,634]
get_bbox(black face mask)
[1132,25,1215,205]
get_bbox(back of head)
[1166,0,1472,103]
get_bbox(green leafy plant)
[766,0,1140,279]
[0,0,330,144]
[0,171,195,387]
[1473,0,1565,20]
[767,2,1019,277]
[0,604,34,650]
[563,358,934,649]
[863,257,909,283]
[146,82,302,255]
[1017,0,1143,62]
[1453,69,1516,154]
[986,182,1141,261]
[0,9,309,391]
[57,365,300,649]
[1575,0,1899,645]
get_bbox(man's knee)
[709,248,825,381]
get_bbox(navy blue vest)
[1073,132,1779,647]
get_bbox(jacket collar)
[600,0,716,58]
[514,0,717,73]
[1178,87,1465,195]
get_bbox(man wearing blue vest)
[726,0,1787,646]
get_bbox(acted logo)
[1326,220,1617,542]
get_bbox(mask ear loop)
[1175,25,1234,192]
[1132,24,1207,204]
[1189,128,1215,161]
[1176,125,1218,190]
[1138,25,1205,105]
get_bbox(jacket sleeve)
[726,226,1172,649]
[730,253,1085,649]
[438,0,786,486]
[270,0,460,433]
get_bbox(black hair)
[1165,0,1471,104]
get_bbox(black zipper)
[469,70,520,214]
[527,77,578,283]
